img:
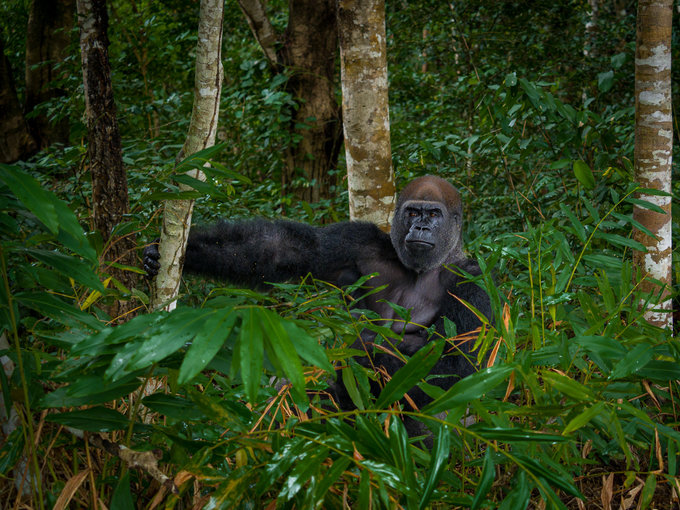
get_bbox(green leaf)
[388,417,417,508]
[422,364,514,415]
[280,446,329,502]
[471,448,495,510]
[498,471,531,510]
[375,339,444,409]
[597,70,614,92]
[15,291,102,330]
[419,425,450,510]
[562,402,606,435]
[1,164,59,233]
[471,426,569,443]
[542,371,595,401]
[259,308,307,408]
[24,248,105,292]
[609,344,654,380]
[636,360,680,382]
[314,456,351,505]
[47,407,129,431]
[41,375,142,408]
[639,473,656,510]
[281,320,333,373]
[240,308,264,403]
[142,394,206,421]
[178,308,237,385]
[515,454,584,500]
[573,160,595,190]
[110,471,134,510]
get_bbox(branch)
[237,0,280,68]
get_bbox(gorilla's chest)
[362,266,446,333]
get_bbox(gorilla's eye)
[409,211,418,217]
[429,210,441,218]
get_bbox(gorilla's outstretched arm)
[144,219,392,289]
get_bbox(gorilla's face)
[390,176,463,273]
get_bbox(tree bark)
[337,0,396,231]
[0,37,37,163]
[151,0,223,311]
[237,0,342,203]
[281,0,342,203]
[25,0,74,149]
[77,0,137,321]
[632,0,673,329]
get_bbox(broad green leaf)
[498,471,531,510]
[240,308,264,403]
[388,417,417,509]
[573,160,595,190]
[259,308,307,407]
[40,375,142,408]
[280,446,329,502]
[514,454,583,499]
[636,360,680,382]
[419,425,450,510]
[422,364,514,416]
[15,291,102,330]
[341,364,364,410]
[375,339,444,409]
[542,371,595,401]
[609,344,654,380]
[1,164,59,233]
[24,248,105,292]
[471,448,495,510]
[593,232,646,251]
[314,457,351,506]
[178,308,237,385]
[639,473,656,510]
[110,471,134,510]
[562,402,606,434]
[47,407,129,431]
[125,308,211,372]
[142,394,206,421]
[597,70,614,92]
[282,320,332,372]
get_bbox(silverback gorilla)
[143,175,492,436]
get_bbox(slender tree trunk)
[238,0,342,203]
[337,0,396,231]
[25,0,75,149]
[0,37,37,163]
[151,0,223,311]
[78,0,137,320]
[632,0,673,329]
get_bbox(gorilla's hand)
[143,239,161,277]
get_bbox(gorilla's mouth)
[406,240,434,250]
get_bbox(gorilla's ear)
[390,176,464,272]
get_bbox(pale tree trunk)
[78,0,137,321]
[238,0,342,203]
[0,37,37,163]
[337,0,396,231]
[151,0,223,311]
[632,0,673,330]
[25,0,74,149]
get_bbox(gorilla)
[144,175,492,435]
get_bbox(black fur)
[143,176,492,435]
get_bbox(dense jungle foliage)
[1,0,679,508]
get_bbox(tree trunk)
[632,0,673,329]
[0,37,37,163]
[337,0,396,231]
[25,0,74,149]
[151,0,223,311]
[78,0,137,321]
[238,0,342,203]
[281,0,342,202]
